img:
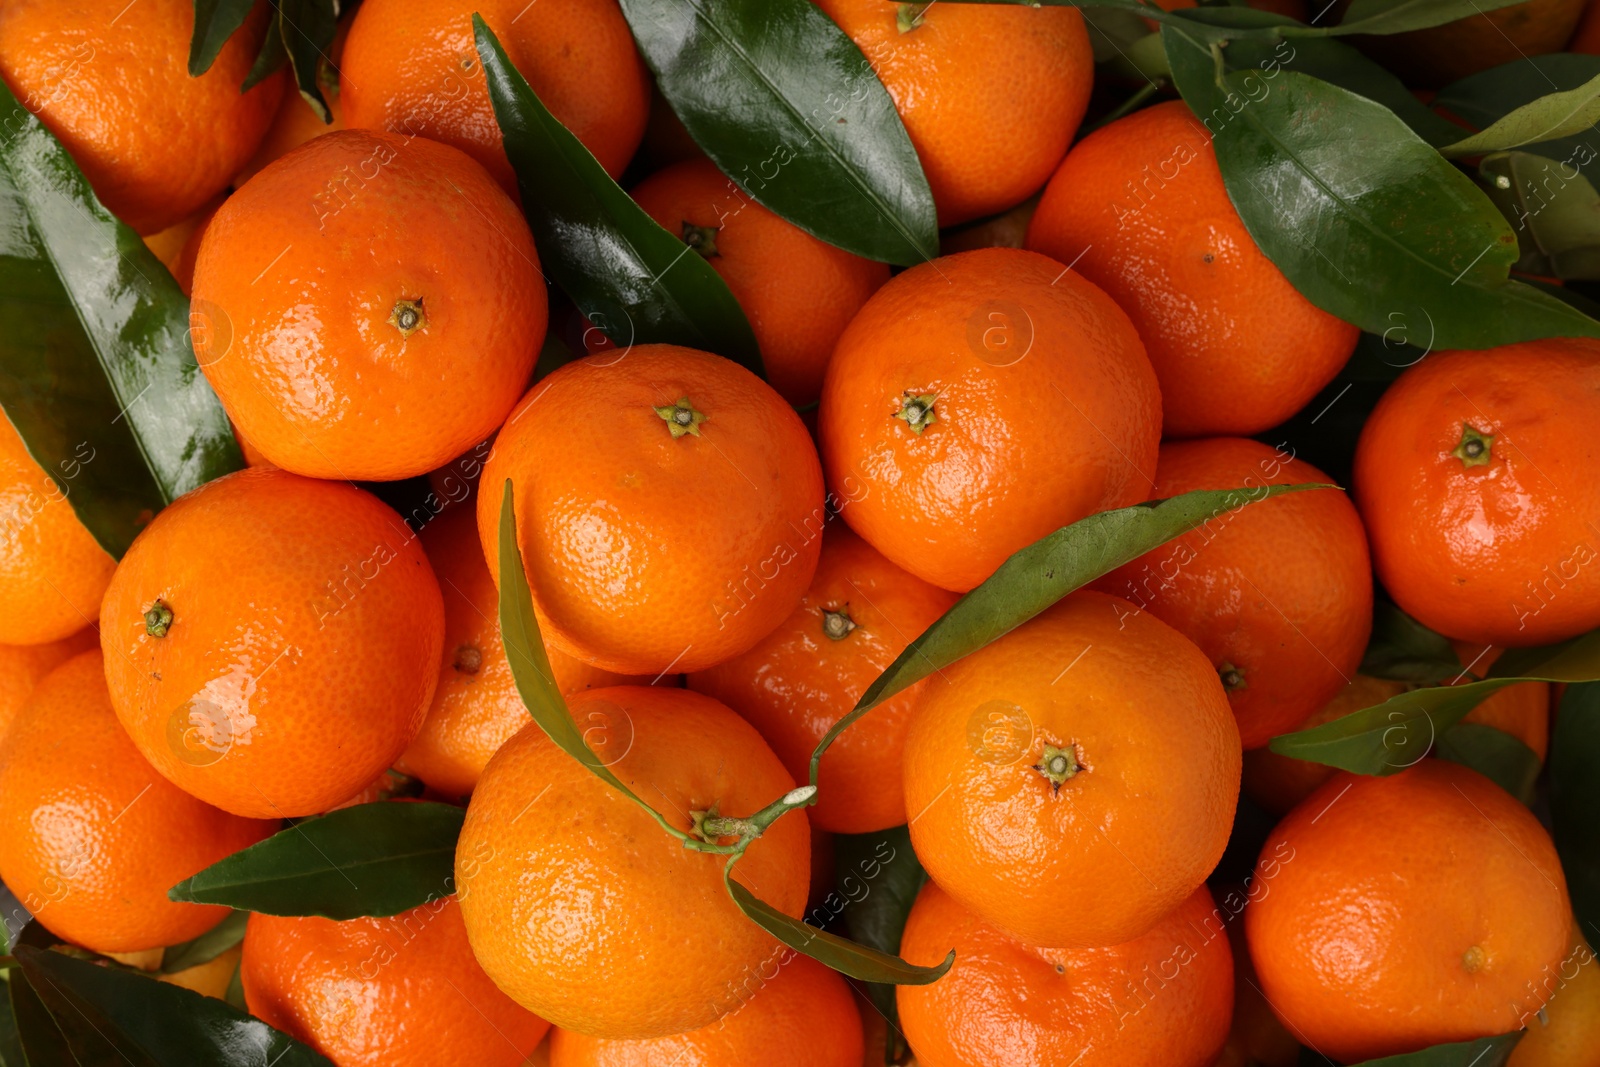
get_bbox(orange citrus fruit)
[1354,339,1600,647]
[1242,674,1407,815]
[191,129,546,481]
[548,954,863,1067]
[0,650,274,952]
[340,0,649,189]
[688,524,956,834]
[898,881,1233,1067]
[903,590,1240,948]
[0,413,116,645]
[0,625,98,739]
[1094,437,1373,749]
[815,0,1093,226]
[1509,924,1600,1067]
[1027,100,1360,438]
[0,0,282,234]
[242,896,551,1066]
[478,344,826,676]
[818,247,1160,593]
[99,467,444,818]
[455,686,810,1039]
[1246,760,1571,1062]
[630,158,891,407]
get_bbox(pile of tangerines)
[2,0,1600,1065]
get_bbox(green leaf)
[722,857,950,986]
[1163,26,1600,349]
[243,7,290,91]
[1435,55,1600,162]
[1478,150,1600,281]
[277,0,340,122]
[474,16,762,374]
[10,971,76,1067]
[1552,682,1600,938]
[619,0,937,266]
[167,802,464,919]
[159,911,247,974]
[188,0,258,76]
[813,483,1327,782]
[16,946,333,1066]
[833,826,926,1060]
[1332,0,1526,36]
[1359,603,1464,683]
[0,77,243,558]
[1321,1031,1522,1066]
[1435,722,1541,804]
[1442,73,1600,157]
[1271,629,1600,773]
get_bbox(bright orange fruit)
[0,626,98,739]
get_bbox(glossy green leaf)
[1552,682,1600,938]
[722,857,951,986]
[188,0,257,75]
[16,946,333,1066]
[1442,73,1600,157]
[813,483,1326,782]
[168,802,464,919]
[1272,629,1600,773]
[834,826,926,1060]
[1436,55,1600,163]
[1436,722,1541,804]
[159,910,247,974]
[1332,0,1525,35]
[277,0,340,122]
[0,78,243,558]
[10,971,76,1067]
[1322,1031,1522,1066]
[1360,603,1464,683]
[1163,26,1600,349]
[1478,150,1600,281]
[475,17,762,374]
[619,0,937,266]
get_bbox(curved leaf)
[16,945,332,1067]
[10,972,75,1067]
[1163,26,1600,348]
[277,0,340,122]
[1436,54,1600,162]
[188,0,257,76]
[813,483,1327,781]
[833,826,926,1059]
[1271,629,1600,773]
[1552,682,1600,938]
[167,802,464,919]
[620,0,937,266]
[1359,603,1464,683]
[1478,150,1600,282]
[1442,72,1600,157]
[159,911,247,974]
[474,17,762,374]
[1333,1031,1521,1066]
[1332,0,1525,35]
[1436,722,1541,804]
[0,77,243,557]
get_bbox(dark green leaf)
[243,7,290,91]
[833,826,926,1059]
[224,961,246,1012]
[1360,603,1464,683]
[1436,55,1600,163]
[16,946,333,1067]
[1478,151,1600,281]
[1552,683,1600,939]
[188,0,258,76]
[722,858,950,985]
[0,977,24,1067]
[0,77,243,558]
[1164,27,1600,349]
[1333,0,1526,35]
[1442,73,1600,157]
[814,484,1326,781]
[1306,1031,1521,1066]
[474,17,763,374]
[277,0,340,122]
[159,911,247,974]
[1271,629,1600,773]
[10,971,76,1067]
[167,802,464,919]
[619,0,937,266]
[1436,722,1541,804]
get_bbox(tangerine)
[0,625,98,739]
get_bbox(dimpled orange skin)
[898,881,1233,1067]
[0,651,275,953]
[395,506,647,798]
[1095,438,1373,750]
[98,468,444,819]
[818,248,1160,594]
[903,590,1240,948]
[242,898,550,1067]
[0,0,282,235]
[688,526,956,834]
[235,82,344,187]
[191,129,545,481]
[455,686,810,1039]
[1354,340,1600,647]
[1026,101,1360,438]
[0,627,98,740]
[815,0,1092,227]
[1509,926,1600,1067]
[548,954,864,1067]
[1246,762,1571,1063]
[340,0,648,189]
[478,345,826,676]
[0,416,117,646]
[630,159,891,408]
